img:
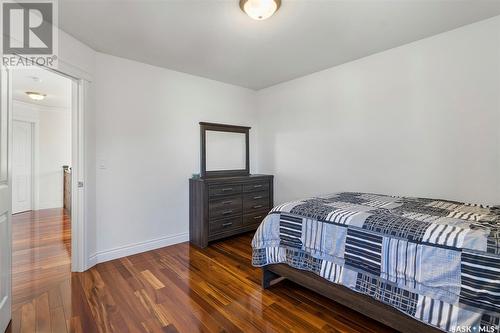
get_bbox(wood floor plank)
[10,209,397,333]
[140,270,165,290]
[35,292,51,333]
[69,316,83,333]
[10,308,21,333]
[50,307,67,333]
[68,274,99,333]
[47,287,62,310]
[19,301,36,333]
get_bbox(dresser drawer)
[243,197,270,213]
[243,191,269,202]
[209,216,241,234]
[243,211,267,226]
[243,182,269,193]
[209,195,242,219]
[209,184,242,197]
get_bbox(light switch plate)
[99,160,107,169]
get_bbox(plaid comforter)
[252,192,500,332]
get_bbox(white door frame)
[11,119,35,214]
[47,67,87,273]
[5,59,89,274]
[70,75,87,273]
[0,63,13,333]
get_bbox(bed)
[252,192,500,333]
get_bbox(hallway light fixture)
[239,0,281,20]
[25,91,46,101]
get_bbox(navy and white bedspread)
[252,192,500,332]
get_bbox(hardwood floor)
[9,209,71,333]
[11,209,71,309]
[7,209,396,333]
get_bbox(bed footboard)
[262,264,442,333]
[262,266,282,289]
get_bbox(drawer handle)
[222,200,233,205]
[221,188,233,192]
[222,222,233,227]
[222,210,233,215]
[253,185,263,188]
[253,196,263,200]
[253,215,263,220]
[252,205,263,209]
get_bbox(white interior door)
[0,67,12,331]
[12,121,32,214]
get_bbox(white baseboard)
[88,232,189,267]
[38,202,63,210]
[87,254,98,270]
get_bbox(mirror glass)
[206,130,246,171]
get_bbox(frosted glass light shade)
[240,0,281,20]
[25,92,46,100]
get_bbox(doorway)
[12,120,33,214]
[9,67,74,328]
[0,60,87,332]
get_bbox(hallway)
[9,209,71,333]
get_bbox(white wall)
[10,15,497,268]
[38,109,72,208]
[93,53,257,261]
[12,101,72,209]
[256,16,500,205]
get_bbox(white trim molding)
[89,232,189,265]
[12,99,70,114]
[71,78,86,272]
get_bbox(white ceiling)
[59,0,500,90]
[12,68,72,108]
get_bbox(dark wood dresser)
[63,165,72,213]
[189,174,273,248]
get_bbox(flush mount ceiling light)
[25,91,46,101]
[239,0,281,20]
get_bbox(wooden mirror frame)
[200,122,250,178]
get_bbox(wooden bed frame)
[262,264,443,333]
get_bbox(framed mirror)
[200,122,250,178]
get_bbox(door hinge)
[78,181,84,188]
